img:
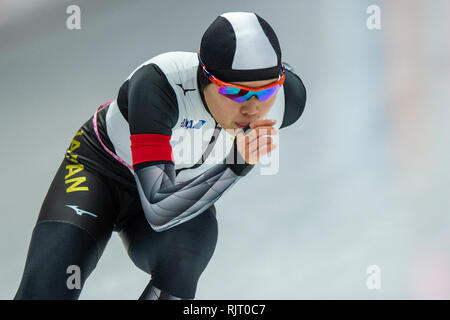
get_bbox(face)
[203,78,279,134]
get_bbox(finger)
[246,127,278,145]
[248,136,273,154]
[250,119,277,129]
[254,127,278,137]
[256,142,278,159]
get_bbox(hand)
[235,119,279,165]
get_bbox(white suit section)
[105,100,133,173]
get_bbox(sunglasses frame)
[197,50,285,100]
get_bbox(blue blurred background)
[1,0,449,299]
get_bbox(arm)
[127,64,253,232]
[134,155,252,232]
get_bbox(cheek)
[217,96,240,115]
[208,91,240,122]
[261,95,277,112]
[209,87,233,107]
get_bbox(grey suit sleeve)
[135,138,254,232]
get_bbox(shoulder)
[125,51,199,105]
[124,52,201,135]
[280,62,307,129]
[128,51,198,83]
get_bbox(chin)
[220,124,239,135]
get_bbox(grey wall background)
[1,0,449,299]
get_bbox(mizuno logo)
[176,83,196,95]
[181,118,206,129]
[66,205,98,218]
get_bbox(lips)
[235,122,249,129]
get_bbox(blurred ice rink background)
[1,0,449,299]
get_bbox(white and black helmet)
[199,12,282,82]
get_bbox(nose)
[240,96,259,117]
